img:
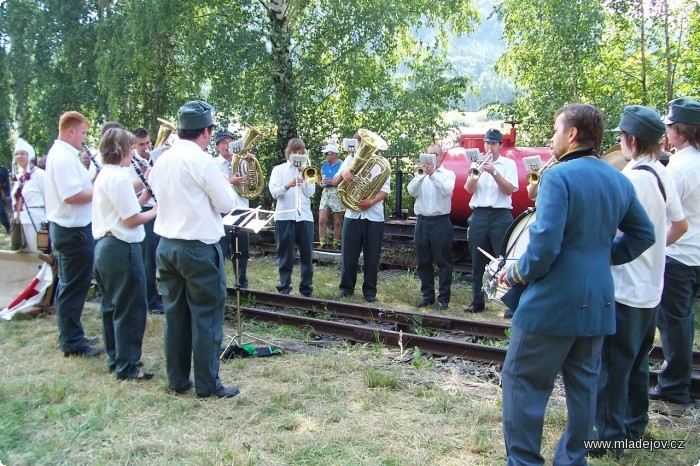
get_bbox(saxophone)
[231,123,264,200]
[337,129,390,211]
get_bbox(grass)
[1,247,699,465]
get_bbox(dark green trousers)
[468,208,512,305]
[157,238,226,396]
[414,214,453,303]
[94,236,147,378]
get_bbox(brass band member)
[149,100,239,398]
[268,138,315,296]
[214,129,250,289]
[407,144,456,309]
[45,111,104,357]
[463,129,518,313]
[333,133,391,302]
[92,128,158,380]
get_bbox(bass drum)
[482,207,537,305]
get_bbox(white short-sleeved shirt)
[665,146,700,266]
[338,155,391,222]
[45,139,93,227]
[149,139,235,244]
[612,156,685,308]
[92,164,144,243]
[11,167,47,225]
[468,155,519,209]
[268,160,315,222]
[407,166,456,216]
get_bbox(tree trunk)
[268,3,298,157]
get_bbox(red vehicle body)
[441,122,551,226]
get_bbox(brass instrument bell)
[154,118,177,148]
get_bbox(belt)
[26,205,45,209]
[472,207,511,211]
[104,231,114,237]
[417,214,449,220]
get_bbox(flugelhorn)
[231,123,265,199]
[469,150,493,180]
[526,156,557,185]
[154,118,177,148]
[337,129,390,211]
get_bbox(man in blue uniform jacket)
[498,104,655,466]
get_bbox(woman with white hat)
[11,138,47,253]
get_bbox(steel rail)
[229,304,699,398]
[238,289,700,369]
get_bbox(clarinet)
[131,156,157,203]
[81,143,102,172]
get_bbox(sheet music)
[522,155,544,173]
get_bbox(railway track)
[227,288,700,398]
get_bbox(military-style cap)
[613,105,665,143]
[177,100,214,130]
[214,129,235,145]
[484,128,503,143]
[662,98,700,125]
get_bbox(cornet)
[526,156,557,185]
[469,150,493,180]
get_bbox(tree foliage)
[495,0,699,149]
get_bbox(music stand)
[220,207,277,359]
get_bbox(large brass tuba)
[231,123,264,199]
[154,118,177,148]
[337,128,390,211]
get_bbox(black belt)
[417,214,449,220]
[141,205,154,212]
[472,207,511,211]
[26,205,45,209]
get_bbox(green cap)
[613,105,665,143]
[177,100,214,130]
[662,98,700,125]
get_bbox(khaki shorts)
[319,187,346,213]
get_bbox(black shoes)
[587,447,624,459]
[464,303,486,313]
[503,310,514,319]
[415,298,435,308]
[364,296,377,303]
[648,386,689,405]
[197,386,240,399]
[84,336,100,345]
[336,290,353,298]
[119,371,155,381]
[64,346,105,358]
[438,302,449,310]
[171,380,194,394]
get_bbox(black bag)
[10,218,23,251]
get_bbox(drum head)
[501,208,536,263]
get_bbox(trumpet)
[415,164,426,176]
[526,156,557,185]
[469,151,493,180]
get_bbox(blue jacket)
[506,151,655,336]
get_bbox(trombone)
[468,150,493,180]
[526,156,557,185]
[291,154,320,214]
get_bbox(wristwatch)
[492,170,499,177]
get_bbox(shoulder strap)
[633,165,666,202]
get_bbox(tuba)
[337,128,390,211]
[231,123,265,199]
[154,118,177,148]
